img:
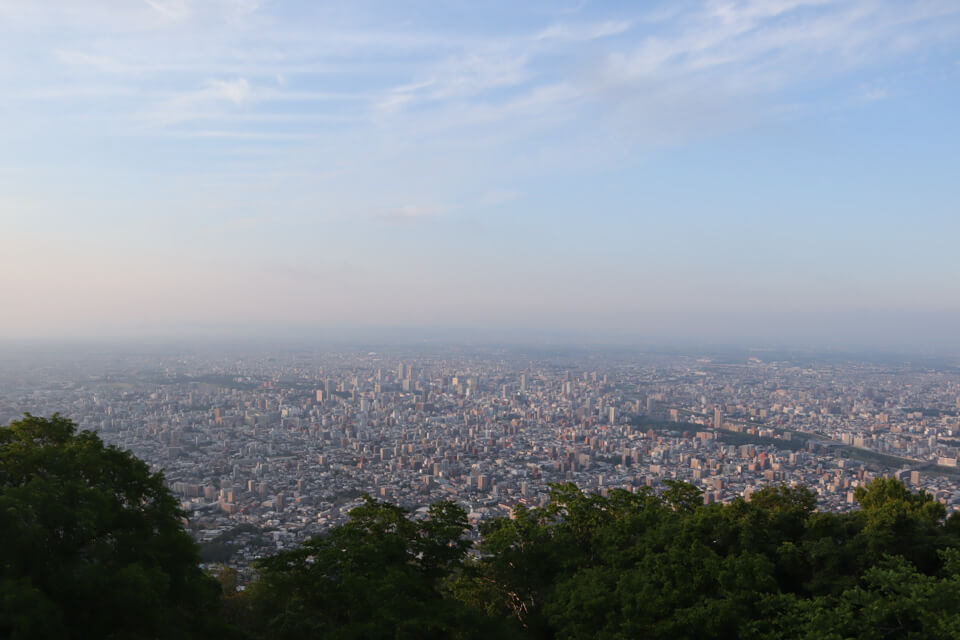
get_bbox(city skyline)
[2,0,959,347]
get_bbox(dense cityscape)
[3,343,960,573]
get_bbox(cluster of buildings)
[2,345,960,570]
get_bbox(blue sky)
[1,0,959,347]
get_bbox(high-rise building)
[714,406,723,429]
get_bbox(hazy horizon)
[3,318,960,359]
[2,1,959,348]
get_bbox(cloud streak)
[141,77,251,125]
[22,0,956,147]
[372,205,451,226]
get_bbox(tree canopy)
[240,478,960,639]
[243,496,520,640]
[0,414,223,640]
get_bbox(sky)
[1,0,959,348]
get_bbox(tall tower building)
[714,406,723,429]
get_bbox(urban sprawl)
[3,345,960,573]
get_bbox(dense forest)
[4,414,960,639]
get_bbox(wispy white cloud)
[144,0,192,22]
[160,129,325,142]
[208,77,250,104]
[17,85,143,99]
[605,0,960,84]
[372,205,451,225]
[862,88,888,101]
[33,0,960,146]
[377,79,438,114]
[1,0,244,33]
[376,53,529,116]
[567,0,960,145]
[6,0,960,217]
[534,20,632,42]
[54,49,109,67]
[141,77,251,125]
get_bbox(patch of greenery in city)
[929,464,960,479]
[840,446,916,469]
[199,524,271,564]
[903,407,958,418]
[6,413,960,639]
[181,374,263,391]
[325,487,365,505]
[776,428,817,442]
[629,415,703,433]
[717,429,807,452]
[199,541,237,564]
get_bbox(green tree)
[661,479,704,513]
[459,477,960,639]
[748,551,960,639]
[853,477,950,574]
[0,414,224,640]
[245,495,514,640]
[457,501,559,637]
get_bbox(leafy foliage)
[243,496,520,640]
[0,414,225,640]
[448,480,960,639]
